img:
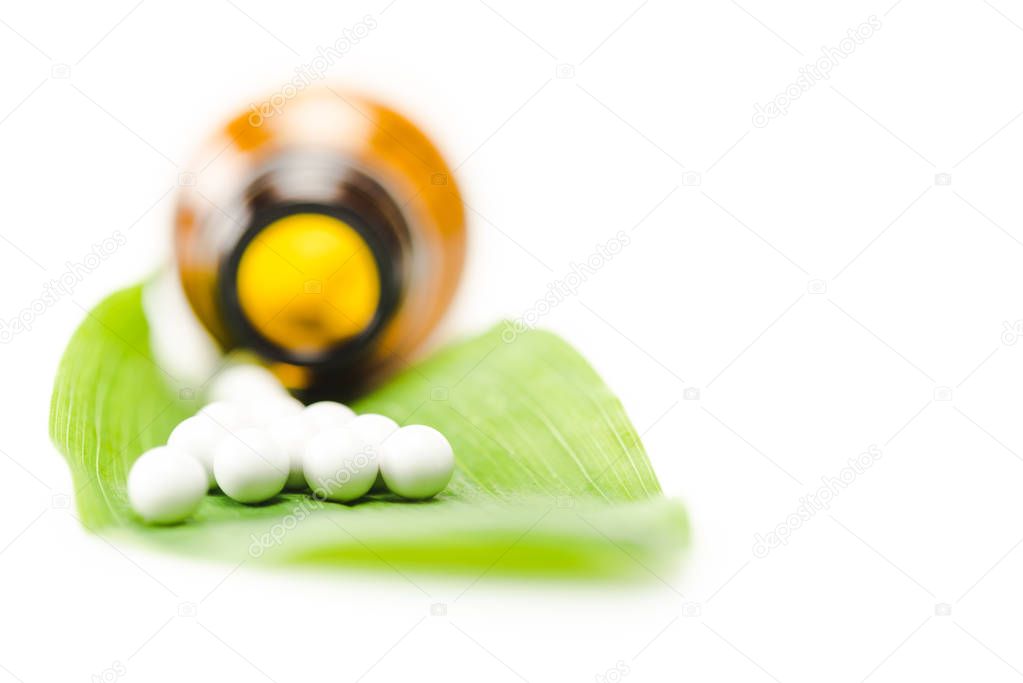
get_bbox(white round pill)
[302,401,356,432]
[348,413,399,444]
[208,364,287,404]
[303,428,378,502]
[198,400,250,429]
[127,446,207,524]
[379,425,454,500]
[267,413,311,490]
[213,428,289,503]
[347,414,399,493]
[244,395,304,424]
[167,413,238,488]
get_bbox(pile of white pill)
[127,363,455,525]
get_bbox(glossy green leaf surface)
[49,285,687,577]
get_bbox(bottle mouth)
[218,201,403,369]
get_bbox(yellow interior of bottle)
[235,212,381,355]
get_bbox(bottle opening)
[234,212,382,356]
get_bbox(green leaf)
[49,284,687,577]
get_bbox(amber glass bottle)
[174,88,466,398]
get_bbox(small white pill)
[303,428,378,502]
[208,364,287,404]
[198,400,249,429]
[347,413,399,444]
[347,414,399,493]
[302,401,356,432]
[379,425,454,500]
[267,413,311,490]
[127,446,207,524]
[213,428,289,503]
[167,412,238,488]
[244,395,304,424]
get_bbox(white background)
[2,0,1023,680]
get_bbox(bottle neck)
[216,155,410,372]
